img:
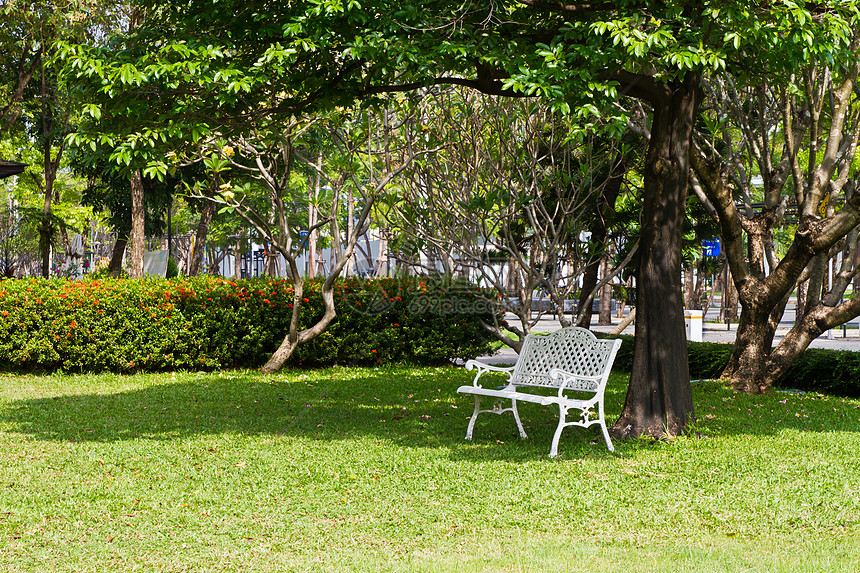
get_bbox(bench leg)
[549,405,567,458]
[599,420,615,452]
[549,404,615,456]
[465,395,481,440]
[598,403,615,452]
[511,400,528,439]
[465,396,529,441]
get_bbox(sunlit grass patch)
[0,367,857,572]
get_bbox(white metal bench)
[457,327,622,456]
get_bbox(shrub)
[602,333,859,397]
[779,348,860,397]
[0,276,499,373]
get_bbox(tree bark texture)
[795,278,809,325]
[611,73,698,439]
[38,216,53,278]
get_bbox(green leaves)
[50,0,860,186]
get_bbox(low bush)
[0,276,499,373]
[780,347,860,397]
[604,333,860,397]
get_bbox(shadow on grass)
[1,367,855,459]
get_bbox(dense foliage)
[0,276,498,373]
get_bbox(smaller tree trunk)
[234,236,243,279]
[724,267,738,321]
[345,188,355,276]
[598,256,613,325]
[38,216,53,278]
[260,277,338,372]
[723,285,791,392]
[576,260,598,329]
[308,154,321,278]
[683,264,695,309]
[108,235,128,276]
[692,260,708,311]
[610,307,635,334]
[795,279,808,325]
[750,297,860,391]
[128,170,145,278]
[188,198,216,277]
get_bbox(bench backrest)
[511,327,621,391]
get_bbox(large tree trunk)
[128,170,145,278]
[611,73,698,440]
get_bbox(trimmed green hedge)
[780,348,860,397]
[606,334,860,397]
[0,276,499,373]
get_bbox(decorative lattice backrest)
[511,327,618,391]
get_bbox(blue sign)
[703,239,720,257]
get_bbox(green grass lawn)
[0,366,858,572]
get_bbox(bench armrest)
[465,360,515,388]
[549,368,604,399]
